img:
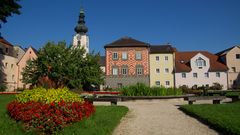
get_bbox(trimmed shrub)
[0,84,7,92]
[121,83,183,96]
[16,87,83,103]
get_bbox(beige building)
[17,47,38,89]
[149,45,175,88]
[216,46,240,89]
[0,37,18,91]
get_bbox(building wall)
[105,47,149,88]
[149,53,174,87]
[72,34,89,53]
[225,47,240,88]
[17,47,37,89]
[175,53,228,89]
[13,46,25,61]
[0,54,18,91]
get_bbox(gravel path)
[106,99,221,135]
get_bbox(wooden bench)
[185,96,225,105]
[84,98,118,105]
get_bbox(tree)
[22,41,103,90]
[0,0,21,28]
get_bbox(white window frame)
[113,52,118,60]
[122,52,127,60]
[193,73,198,78]
[156,56,159,61]
[135,51,142,60]
[204,72,209,78]
[165,68,169,73]
[165,56,168,61]
[155,81,160,86]
[156,68,160,73]
[166,81,170,86]
[112,67,118,75]
[216,72,220,77]
[182,73,186,78]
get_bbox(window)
[77,40,81,45]
[135,51,142,60]
[112,67,118,75]
[232,67,236,72]
[204,73,209,78]
[165,68,169,73]
[166,81,170,86]
[5,48,8,54]
[193,73,198,78]
[165,56,168,61]
[156,56,159,61]
[122,66,128,75]
[113,52,118,60]
[216,72,220,77]
[136,65,143,75]
[11,64,14,69]
[12,75,15,81]
[195,57,206,67]
[117,83,123,88]
[155,81,160,86]
[122,52,127,60]
[5,63,8,68]
[236,54,240,59]
[182,73,186,78]
[156,68,160,73]
[29,51,32,54]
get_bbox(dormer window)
[195,57,206,67]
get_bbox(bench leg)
[188,101,193,105]
[111,101,117,105]
[213,100,220,104]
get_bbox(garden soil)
[95,98,224,135]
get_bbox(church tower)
[73,8,89,54]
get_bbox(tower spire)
[74,7,88,34]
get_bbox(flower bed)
[7,87,95,134]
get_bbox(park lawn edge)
[179,104,238,135]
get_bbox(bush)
[210,83,223,90]
[7,100,95,133]
[121,83,183,96]
[16,87,83,103]
[0,84,6,92]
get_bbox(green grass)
[58,106,128,135]
[0,95,128,135]
[180,102,240,135]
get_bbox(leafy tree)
[22,41,103,90]
[0,0,21,28]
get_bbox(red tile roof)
[104,37,149,48]
[0,37,13,46]
[175,51,228,73]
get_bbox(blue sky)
[1,0,240,55]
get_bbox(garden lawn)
[0,95,128,135]
[180,102,240,135]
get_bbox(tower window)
[77,40,81,45]
[156,56,159,61]
[156,68,160,73]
